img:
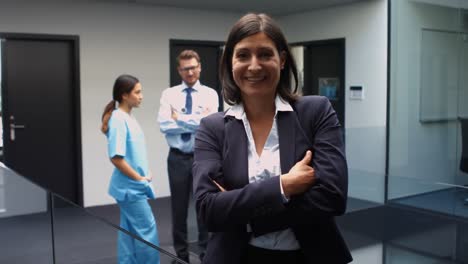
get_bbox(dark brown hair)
[100,74,139,134]
[177,50,201,67]
[220,13,299,105]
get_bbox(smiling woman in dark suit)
[193,13,352,264]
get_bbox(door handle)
[10,124,26,129]
[9,115,26,142]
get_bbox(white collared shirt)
[225,95,301,250]
[158,80,219,153]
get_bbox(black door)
[1,35,82,205]
[302,39,345,128]
[170,40,224,111]
[169,40,224,245]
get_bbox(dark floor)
[1,195,468,263]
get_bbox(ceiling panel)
[95,0,368,16]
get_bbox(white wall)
[0,0,240,207]
[279,0,388,203]
[0,0,390,207]
[290,45,305,93]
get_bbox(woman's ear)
[121,93,128,102]
[280,51,286,69]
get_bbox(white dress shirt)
[158,80,219,153]
[225,95,301,250]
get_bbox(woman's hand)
[281,150,315,197]
[111,156,147,182]
[145,171,153,182]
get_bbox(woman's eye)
[259,52,273,59]
[235,52,249,60]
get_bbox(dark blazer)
[193,96,352,264]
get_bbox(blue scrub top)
[107,109,155,202]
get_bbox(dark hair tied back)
[100,74,139,134]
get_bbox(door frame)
[291,38,346,128]
[0,33,83,206]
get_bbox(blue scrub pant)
[117,199,160,264]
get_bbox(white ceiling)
[96,0,368,16]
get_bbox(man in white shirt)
[158,50,219,263]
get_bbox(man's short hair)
[177,50,201,66]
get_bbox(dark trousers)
[168,148,208,261]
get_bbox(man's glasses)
[179,64,200,73]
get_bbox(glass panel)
[419,29,460,123]
[347,167,386,213]
[388,0,467,214]
[0,163,53,263]
[86,197,202,263]
[388,175,468,217]
[456,4,468,206]
[387,0,468,263]
[0,39,2,154]
[52,193,187,264]
[385,244,456,264]
[338,194,468,263]
[0,41,3,212]
[0,170,4,213]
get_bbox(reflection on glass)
[0,163,52,263]
[0,162,187,263]
[385,1,467,263]
[52,194,121,263]
[0,172,4,213]
[389,0,468,216]
[0,40,2,152]
[420,29,460,123]
[385,244,455,264]
[52,193,187,264]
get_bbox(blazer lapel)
[277,111,312,173]
[224,117,249,188]
[277,111,296,174]
[223,111,311,187]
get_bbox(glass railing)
[2,161,468,263]
[0,163,53,263]
[51,193,188,264]
[0,162,187,264]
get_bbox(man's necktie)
[181,87,194,142]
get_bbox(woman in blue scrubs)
[101,74,160,264]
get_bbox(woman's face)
[123,82,143,108]
[231,32,285,100]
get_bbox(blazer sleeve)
[290,96,348,216]
[193,114,286,232]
